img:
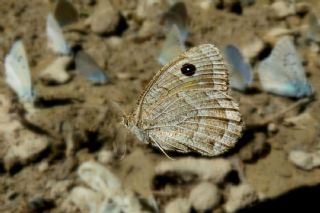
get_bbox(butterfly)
[4,40,36,102]
[158,24,186,65]
[258,36,313,98]
[46,13,70,55]
[75,51,108,84]
[224,44,253,91]
[162,1,188,43]
[123,44,244,157]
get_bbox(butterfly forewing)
[258,36,312,98]
[128,44,243,156]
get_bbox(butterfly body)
[124,44,244,156]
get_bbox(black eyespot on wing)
[181,63,196,76]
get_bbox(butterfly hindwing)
[224,44,253,91]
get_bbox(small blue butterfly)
[75,51,108,85]
[4,40,36,102]
[258,36,313,98]
[224,44,253,91]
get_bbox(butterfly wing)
[46,13,70,55]
[258,36,312,98]
[162,2,188,42]
[224,44,253,91]
[134,44,243,156]
[4,40,35,102]
[75,51,108,84]
[158,25,186,65]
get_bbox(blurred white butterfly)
[224,44,253,91]
[162,1,188,43]
[75,51,108,84]
[258,36,313,98]
[158,25,186,65]
[46,13,70,55]
[4,40,36,102]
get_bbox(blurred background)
[0,0,320,212]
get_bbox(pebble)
[4,131,50,171]
[270,1,295,19]
[97,150,114,164]
[155,157,233,183]
[241,38,265,62]
[189,182,221,212]
[263,28,296,45]
[38,161,49,173]
[224,183,259,213]
[90,1,120,34]
[289,150,320,170]
[39,56,72,85]
[165,197,191,213]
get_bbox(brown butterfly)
[123,44,244,157]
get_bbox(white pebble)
[165,198,191,213]
[39,56,72,84]
[289,150,320,170]
[189,182,221,212]
[90,1,120,34]
[224,183,259,213]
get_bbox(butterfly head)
[121,115,149,144]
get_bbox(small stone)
[289,150,320,170]
[97,150,114,164]
[242,38,265,62]
[135,20,158,41]
[263,28,295,45]
[38,161,49,173]
[90,1,120,34]
[39,56,72,85]
[189,182,221,212]
[270,1,295,19]
[286,15,302,28]
[165,198,191,213]
[197,0,214,10]
[106,36,123,49]
[267,123,278,134]
[224,183,259,213]
[4,131,50,171]
[155,158,232,183]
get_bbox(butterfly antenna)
[150,136,174,160]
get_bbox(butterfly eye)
[181,63,196,76]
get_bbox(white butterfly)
[4,40,36,102]
[46,13,70,55]
[158,24,186,65]
[258,36,313,98]
[162,1,188,43]
[224,44,253,91]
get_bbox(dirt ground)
[0,0,320,212]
